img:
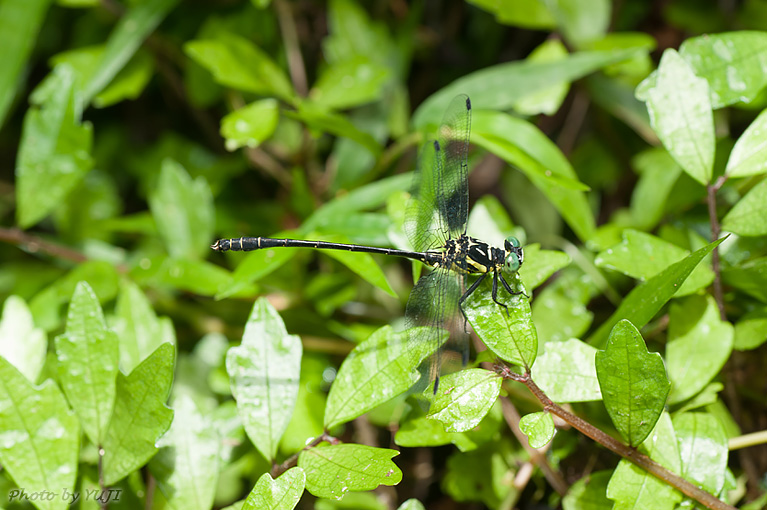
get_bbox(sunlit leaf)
[532,338,602,402]
[595,320,670,446]
[311,57,390,110]
[427,369,501,433]
[722,177,767,236]
[298,444,402,500]
[227,298,301,462]
[672,412,728,495]
[0,296,46,383]
[726,107,767,178]
[242,468,305,510]
[519,411,555,448]
[221,99,279,151]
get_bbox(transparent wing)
[436,94,471,239]
[405,269,463,389]
[404,94,471,251]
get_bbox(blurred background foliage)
[2,0,767,508]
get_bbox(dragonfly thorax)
[425,236,506,274]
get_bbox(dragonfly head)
[503,236,524,273]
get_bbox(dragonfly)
[212,94,525,393]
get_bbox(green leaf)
[413,47,650,129]
[132,256,239,296]
[606,412,682,510]
[93,50,154,108]
[722,256,767,302]
[0,0,52,126]
[29,260,120,332]
[82,0,178,104]
[519,411,555,448]
[595,320,670,447]
[242,468,305,510]
[0,358,79,510]
[470,0,555,29]
[397,499,426,510]
[322,247,396,297]
[184,34,295,103]
[628,149,683,230]
[562,470,612,510]
[311,57,390,110]
[112,279,176,374]
[587,237,725,348]
[150,395,221,510]
[148,159,215,260]
[221,98,280,151]
[518,244,571,291]
[287,101,382,156]
[532,338,602,402]
[733,308,767,351]
[323,0,396,65]
[680,31,767,108]
[645,49,714,186]
[666,295,733,405]
[464,276,537,369]
[298,444,402,500]
[442,441,514,507]
[595,229,714,296]
[548,0,610,47]
[512,39,569,115]
[722,177,767,236]
[532,286,593,344]
[726,107,767,178]
[0,296,47,383]
[102,343,174,485]
[54,281,119,446]
[226,298,301,461]
[672,412,728,495]
[427,369,502,433]
[324,326,446,429]
[215,243,296,300]
[16,64,93,228]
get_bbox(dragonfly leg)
[459,273,487,331]
[492,272,510,317]
[499,273,529,298]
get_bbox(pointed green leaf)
[667,296,733,404]
[645,49,714,186]
[287,101,381,156]
[93,50,154,108]
[722,256,767,302]
[324,326,446,429]
[414,47,649,128]
[595,229,714,296]
[465,277,537,368]
[519,411,555,448]
[518,244,571,291]
[102,343,174,485]
[298,444,402,500]
[55,281,119,445]
[112,279,176,374]
[0,296,47,383]
[16,64,93,228]
[397,499,426,510]
[322,248,396,297]
[148,159,215,260]
[595,320,670,447]
[588,237,725,348]
[629,149,683,230]
[606,412,682,510]
[221,98,279,151]
[82,0,178,104]
[427,369,501,433]
[672,412,728,495]
[722,177,767,236]
[311,57,390,110]
[532,338,602,402]
[0,0,52,126]
[184,34,294,102]
[242,468,305,510]
[150,395,221,510]
[734,308,767,351]
[226,298,301,461]
[726,107,767,178]
[215,246,296,300]
[0,357,79,510]
[512,39,569,115]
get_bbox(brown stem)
[271,432,335,478]
[496,366,737,510]
[707,175,727,321]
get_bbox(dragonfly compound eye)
[505,252,521,273]
[505,236,520,250]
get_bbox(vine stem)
[707,175,728,321]
[496,366,737,510]
[271,432,337,478]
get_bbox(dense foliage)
[1,0,766,509]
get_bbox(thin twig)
[271,432,336,478]
[496,366,737,510]
[707,175,728,321]
[274,0,308,97]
